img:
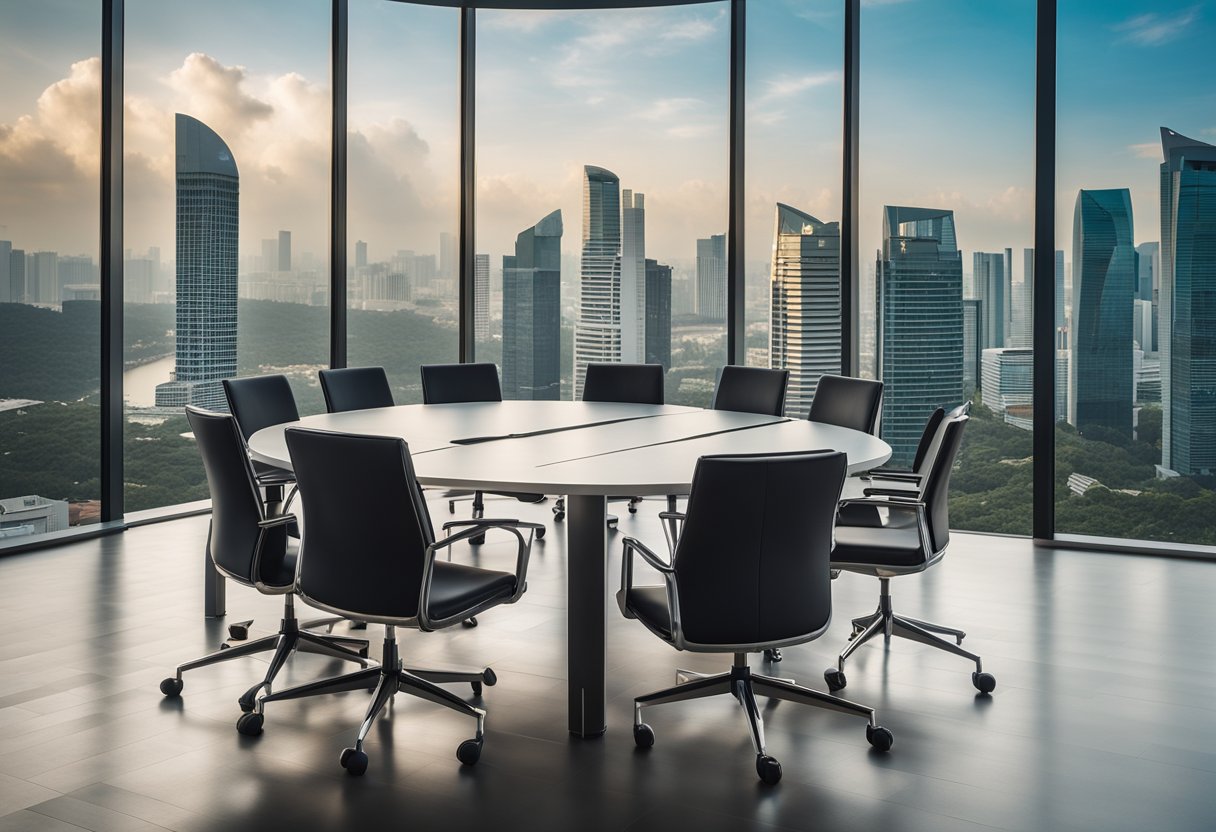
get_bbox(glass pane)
[861,0,1036,534]
[1056,0,1216,546]
[347,1,460,400]
[123,0,331,513]
[745,0,843,417]
[475,4,730,405]
[0,2,102,542]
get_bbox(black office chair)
[619,451,893,785]
[552,362,665,525]
[807,374,884,434]
[159,409,369,713]
[319,366,394,413]
[710,365,789,416]
[420,363,546,546]
[222,374,300,493]
[243,427,536,776]
[825,414,996,695]
[862,401,970,497]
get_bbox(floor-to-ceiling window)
[1054,0,1216,546]
[121,0,331,512]
[473,3,730,405]
[860,0,1037,535]
[0,1,103,542]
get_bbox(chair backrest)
[582,362,664,405]
[186,407,289,587]
[286,427,436,621]
[920,415,968,554]
[710,366,788,416]
[909,407,947,474]
[807,375,884,434]
[319,366,394,413]
[672,450,846,647]
[420,363,502,404]
[222,374,300,441]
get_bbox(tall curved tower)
[155,114,239,411]
[573,165,622,398]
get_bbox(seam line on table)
[418,411,695,452]
[533,418,791,467]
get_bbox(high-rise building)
[768,203,841,418]
[355,240,368,269]
[982,347,1033,430]
[278,230,291,273]
[260,238,277,273]
[620,190,646,363]
[0,240,10,303]
[1009,250,1033,349]
[963,298,984,392]
[155,114,239,411]
[695,234,726,322]
[973,251,1005,348]
[8,248,25,304]
[474,253,489,341]
[645,258,672,371]
[502,210,562,401]
[126,253,157,305]
[877,206,964,465]
[1004,247,1014,341]
[573,165,622,398]
[1136,241,1160,353]
[28,252,58,304]
[1159,127,1216,476]
[1068,188,1134,437]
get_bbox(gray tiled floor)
[2,499,1215,831]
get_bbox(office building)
[1136,241,1160,353]
[278,230,291,273]
[644,258,672,370]
[502,210,562,401]
[573,165,622,398]
[695,233,726,323]
[0,240,10,303]
[355,240,368,269]
[28,251,58,305]
[1068,188,1134,437]
[973,251,1005,349]
[877,206,965,465]
[155,114,239,411]
[620,190,646,363]
[260,238,277,273]
[474,253,489,341]
[0,495,69,538]
[982,347,1033,430]
[963,298,984,392]
[7,248,25,304]
[1159,128,1216,476]
[768,203,842,418]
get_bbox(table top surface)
[247,400,893,497]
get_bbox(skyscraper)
[1135,241,1160,353]
[155,114,239,411]
[260,238,277,272]
[355,240,368,269]
[28,252,58,305]
[768,203,841,418]
[963,298,984,392]
[973,251,1005,348]
[573,165,622,398]
[503,210,562,401]
[8,248,25,304]
[620,190,647,363]
[877,206,964,465]
[277,230,291,273]
[695,234,726,322]
[1068,188,1134,437]
[474,253,489,341]
[1159,127,1216,476]
[645,258,672,371]
[982,347,1033,430]
[0,240,10,303]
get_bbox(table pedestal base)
[566,494,607,737]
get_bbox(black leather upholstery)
[222,375,300,441]
[832,522,923,567]
[284,427,520,624]
[583,363,664,405]
[319,366,394,413]
[618,585,671,639]
[808,375,883,435]
[420,363,502,404]
[711,366,789,416]
[186,407,292,590]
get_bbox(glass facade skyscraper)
[154,114,238,412]
[620,190,646,364]
[1068,188,1134,438]
[1160,127,1216,476]
[502,210,562,401]
[877,206,964,465]
[768,203,841,418]
[644,258,671,371]
[973,251,1006,349]
[573,165,622,399]
[695,233,726,323]
[474,253,489,342]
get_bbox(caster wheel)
[756,755,782,785]
[350,620,368,631]
[554,512,565,522]
[457,738,483,766]
[227,621,251,640]
[236,712,264,737]
[462,617,479,628]
[824,668,847,692]
[340,747,368,776]
[536,527,546,540]
[219,643,230,650]
[238,691,257,713]
[628,503,639,514]
[471,681,483,697]
[470,534,485,546]
[448,501,457,514]
[972,671,997,694]
[633,723,655,749]
[482,668,497,687]
[866,724,894,752]
[159,677,183,697]
[764,648,783,663]
[607,519,618,529]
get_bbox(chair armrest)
[658,511,686,556]
[835,498,935,563]
[863,465,912,479]
[418,520,534,630]
[862,486,922,498]
[257,513,297,529]
[618,537,679,641]
[839,495,925,510]
[867,472,923,484]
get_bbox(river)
[123,356,175,408]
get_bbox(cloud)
[661,15,720,42]
[166,53,274,140]
[1113,7,1199,46]
[635,97,703,121]
[755,71,841,106]
[1129,141,1162,159]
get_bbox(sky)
[1,0,1213,285]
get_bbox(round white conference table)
[244,400,892,737]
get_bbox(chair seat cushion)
[832,520,926,568]
[616,585,672,640]
[428,562,517,621]
[258,541,298,590]
[253,460,296,486]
